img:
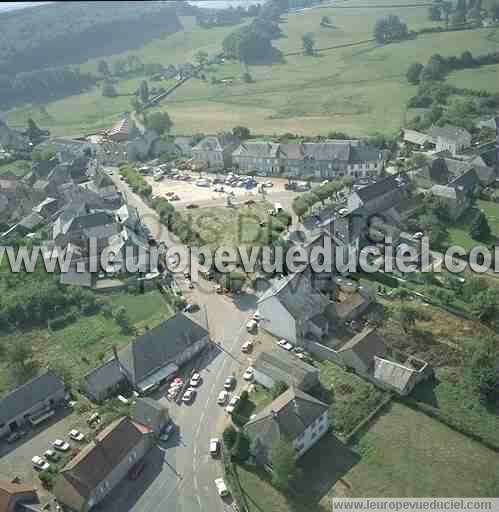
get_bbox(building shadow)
[95,445,170,512]
[292,433,361,509]
[0,406,73,458]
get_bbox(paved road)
[104,168,257,512]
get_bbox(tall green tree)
[102,81,117,97]
[146,111,172,135]
[302,32,315,55]
[97,60,110,76]
[139,80,149,104]
[470,211,491,241]
[407,62,424,84]
[429,4,442,20]
[268,439,300,490]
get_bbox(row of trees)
[195,3,261,28]
[222,0,288,63]
[407,50,499,84]
[0,66,97,108]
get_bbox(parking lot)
[0,407,89,503]
[146,172,301,211]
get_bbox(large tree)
[302,32,315,55]
[429,5,442,20]
[102,81,117,98]
[470,211,491,241]
[407,62,424,84]
[268,438,300,490]
[97,59,110,76]
[146,111,172,135]
[374,15,408,44]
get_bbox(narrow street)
[105,168,256,512]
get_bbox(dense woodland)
[0,2,181,108]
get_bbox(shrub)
[223,425,238,449]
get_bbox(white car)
[69,429,85,442]
[53,439,70,452]
[246,319,257,333]
[32,456,50,471]
[241,341,253,353]
[252,311,262,321]
[217,390,229,405]
[243,367,254,381]
[189,373,201,387]
[182,388,196,403]
[215,478,230,497]
[277,339,293,351]
[210,438,220,456]
[226,395,240,414]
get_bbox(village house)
[0,370,66,439]
[232,140,385,179]
[192,133,240,170]
[330,328,431,395]
[79,359,128,404]
[347,176,402,215]
[252,349,320,392]
[429,125,472,156]
[0,480,39,512]
[131,398,170,435]
[54,417,154,512]
[257,271,332,345]
[116,312,209,394]
[429,168,478,219]
[402,128,430,150]
[244,387,329,466]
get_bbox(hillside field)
[3,3,499,137]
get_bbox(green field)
[3,5,499,137]
[448,200,499,252]
[325,402,499,499]
[0,159,31,177]
[0,290,172,396]
[447,63,499,94]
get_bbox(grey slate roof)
[349,145,383,163]
[193,134,239,152]
[430,124,471,143]
[19,212,44,230]
[117,313,208,385]
[338,329,388,371]
[244,387,327,446]
[0,370,65,424]
[80,359,125,400]
[355,177,399,202]
[233,141,280,159]
[132,397,168,431]
[253,349,318,389]
[258,272,329,323]
[373,356,417,394]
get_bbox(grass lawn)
[0,290,172,396]
[182,202,274,253]
[323,402,499,499]
[4,7,498,137]
[447,200,499,252]
[447,63,499,94]
[0,159,31,177]
[316,361,385,437]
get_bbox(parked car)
[160,422,175,442]
[44,449,60,462]
[217,390,229,405]
[189,372,202,387]
[69,429,85,442]
[243,367,254,381]
[53,439,70,452]
[182,388,196,403]
[32,456,50,471]
[277,339,293,351]
[129,461,146,480]
[215,478,230,497]
[241,341,253,353]
[252,311,262,321]
[224,376,236,390]
[184,303,199,313]
[226,395,240,414]
[87,413,100,426]
[210,438,220,456]
[6,430,26,444]
[246,319,257,333]
[186,203,199,209]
